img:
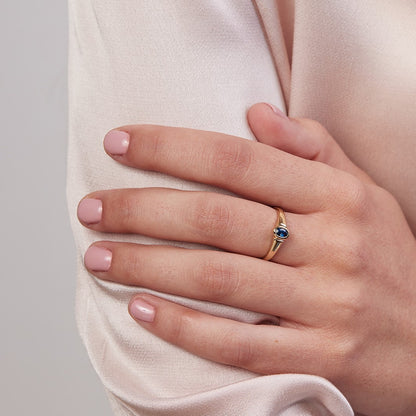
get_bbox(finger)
[127,293,320,376]
[77,188,325,266]
[247,103,374,184]
[84,242,325,323]
[102,125,350,214]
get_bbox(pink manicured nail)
[129,298,155,323]
[104,130,130,155]
[266,103,288,119]
[77,198,102,224]
[84,246,112,272]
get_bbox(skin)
[77,103,416,416]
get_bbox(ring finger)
[78,187,323,266]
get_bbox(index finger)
[103,125,348,213]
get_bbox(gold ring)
[263,207,289,261]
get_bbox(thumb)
[247,103,373,184]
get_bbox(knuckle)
[315,285,367,380]
[333,283,366,321]
[317,318,363,382]
[107,193,138,231]
[189,195,234,240]
[166,309,194,346]
[347,235,369,273]
[198,260,240,301]
[327,334,363,382]
[338,177,370,219]
[371,183,399,210]
[301,336,331,377]
[304,118,329,137]
[299,118,332,151]
[120,248,143,283]
[333,229,368,274]
[320,339,350,382]
[219,330,254,368]
[210,140,254,183]
[134,126,164,170]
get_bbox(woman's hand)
[77,103,416,416]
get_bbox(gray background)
[1,1,112,414]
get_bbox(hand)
[77,103,416,416]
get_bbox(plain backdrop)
[0,1,112,414]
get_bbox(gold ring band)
[263,207,289,261]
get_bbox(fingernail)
[77,198,103,224]
[104,130,130,155]
[84,246,112,272]
[266,103,288,119]
[129,298,155,323]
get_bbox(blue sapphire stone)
[274,227,289,239]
